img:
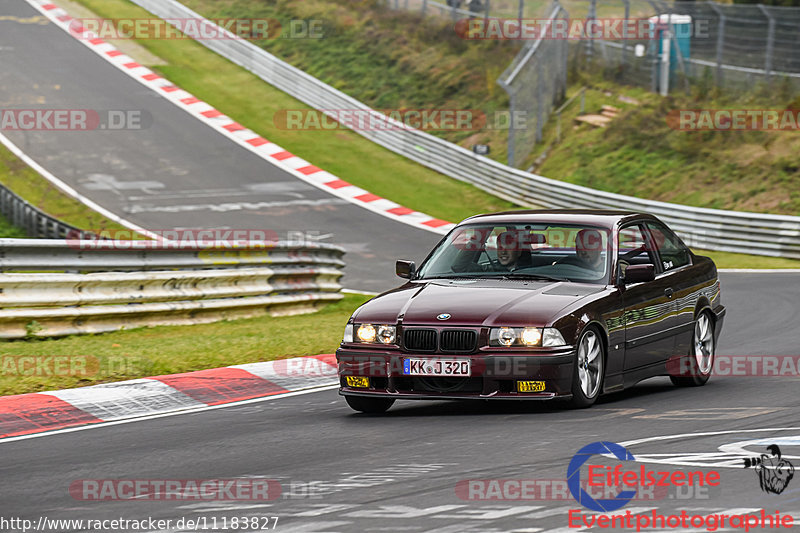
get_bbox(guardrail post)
[758,5,775,83]
[585,0,597,63]
[507,92,516,167]
[709,4,725,87]
[536,73,544,144]
[556,110,561,143]
[621,0,630,67]
[421,0,427,16]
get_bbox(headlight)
[520,327,542,346]
[349,323,397,345]
[497,327,516,346]
[377,325,396,344]
[357,324,376,343]
[490,327,566,347]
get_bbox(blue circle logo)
[437,313,451,320]
[567,441,637,512]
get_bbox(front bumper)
[336,347,575,401]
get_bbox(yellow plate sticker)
[517,380,546,392]
[345,376,369,388]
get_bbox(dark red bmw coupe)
[336,210,725,413]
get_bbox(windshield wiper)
[503,272,571,283]
[418,274,484,280]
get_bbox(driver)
[496,231,531,271]
[574,229,605,272]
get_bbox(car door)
[619,223,676,371]
[643,221,695,357]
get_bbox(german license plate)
[403,358,471,377]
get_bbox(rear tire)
[567,326,605,409]
[345,395,395,414]
[670,311,715,387]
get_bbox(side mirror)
[396,260,416,279]
[623,264,655,284]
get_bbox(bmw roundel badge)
[437,313,451,320]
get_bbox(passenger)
[574,229,605,272]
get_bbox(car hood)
[353,279,605,327]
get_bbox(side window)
[645,222,691,271]
[618,224,656,266]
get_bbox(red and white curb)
[0,354,338,440]
[28,0,455,235]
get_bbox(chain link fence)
[576,0,800,93]
[497,3,569,168]
[389,0,800,166]
[389,0,800,92]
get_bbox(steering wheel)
[551,256,578,267]
[487,255,504,271]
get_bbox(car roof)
[460,209,654,230]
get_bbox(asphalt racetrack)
[1,0,799,531]
[1,279,799,531]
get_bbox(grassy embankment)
[0,142,129,235]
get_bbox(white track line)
[718,269,800,273]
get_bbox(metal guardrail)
[0,239,345,338]
[127,0,800,259]
[0,183,93,239]
[0,239,347,272]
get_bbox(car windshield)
[416,222,611,284]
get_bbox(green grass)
[0,293,370,396]
[535,74,800,216]
[0,143,130,234]
[0,213,26,238]
[694,249,800,270]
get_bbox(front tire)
[670,311,715,387]
[567,326,605,408]
[345,395,395,414]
